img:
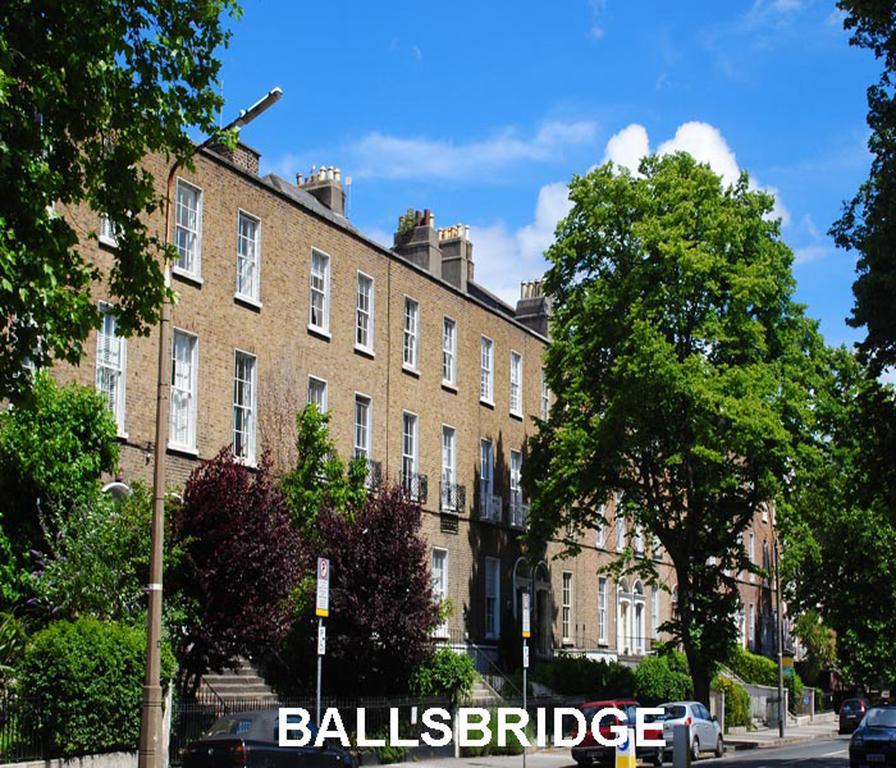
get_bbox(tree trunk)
[690,656,712,707]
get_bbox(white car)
[658,700,724,761]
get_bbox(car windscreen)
[842,700,863,712]
[663,705,687,720]
[206,717,253,737]
[864,709,896,728]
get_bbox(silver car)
[658,701,724,761]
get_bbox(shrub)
[410,648,476,708]
[727,647,804,713]
[712,676,751,731]
[17,617,175,757]
[529,655,635,697]
[633,653,693,704]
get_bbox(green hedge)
[460,710,530,757]
[410,648,476,707]
[727,647,803,714]
[17,617,176,757]
[529,655,635,697]
[712,676,751,731]
[633,653,693,705]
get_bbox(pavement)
[725,720,840,750]
[390,723,849,768]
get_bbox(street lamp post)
[137,87,282,768]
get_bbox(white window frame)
[401,410,419,484]
[355,272,375,354]
[598,576,608,643]
[749,603,756,646]
[510,449,522,509]
[308,248,331,334]
[540,367,550,421]
[235,210,261,304]
[480,336,494,405]
[307,375,328,412]
[634,524,645,556]
[562,571,573,643]
[169,329,199,452]
[432,548,449,637]
[96,303,127,436]
[99,215,119,248]
[749,532,756,582]
[353,393,372,461]
[480,437,494,520]
[485,556,501,639]
[173,178,203,279]
[509,350,523,416]
[232,350,257,464]
[442,316,457,387]
[652,589,661,639]
[441,424,457,510]
[616,514,625,552]
[402,297,419,371]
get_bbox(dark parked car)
[850,706,896,767]
[182,710,356,768]
[841,698,872,735]
[570,699,664,767]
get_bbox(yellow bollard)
[615,726,637,768]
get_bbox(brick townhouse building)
[56,140,776,669]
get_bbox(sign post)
[521,592,530,768]
[316,557,330,727]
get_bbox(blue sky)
[216,0,878,350]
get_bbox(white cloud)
[473,182,573,304]
[793,244,829,264]
[348,120,598,181]
[882,367,896,386]
[602,124,650,174]
[411,45,422,62]
[590,25,606,39]
[602,121,790,225]
[657,122,741,186]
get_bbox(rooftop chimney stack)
[438,224,474,292]
[515,279,552,336]
[393,209,442,278]
[296,164,346,216]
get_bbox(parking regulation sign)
[521,592,531,639]
[316,558,330,618]
[317,622,327,656]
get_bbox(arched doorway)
[633,581,646,655]
[617,578,632,655]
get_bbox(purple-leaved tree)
[171,448,301,693]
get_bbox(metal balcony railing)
[358,457,382,488]
[399,471,428,504]
[509,494,529,528]
[440,481,466,514]
[478,482,502,523]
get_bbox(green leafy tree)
[0,0,240,398]
[792,611,837,687]
[524,154,820,704]
[30,482,184,626]
[280,405,368,539]
[0,371,118,548]
[780,346,896,690]
[830,1,896,373]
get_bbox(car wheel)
[652,749,663,766]
[691,737,700,761]
[575,759,590,768]
[714,735,723,758]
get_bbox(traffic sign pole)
[522,592,530,768]
[316,558,330,727]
